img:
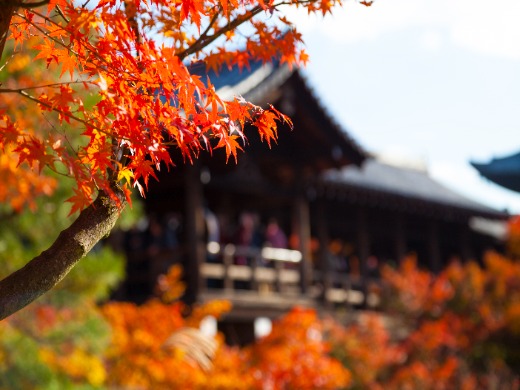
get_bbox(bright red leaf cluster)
[0,0,374,214]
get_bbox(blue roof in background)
[472,151,520,193]
[188,58,367,167]
[189,59,278,91]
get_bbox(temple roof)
[320,158,508,221]
[190,60,367,169]
[471,151,520,193]
[196,60,289,102]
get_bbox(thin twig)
[180,5,221,57]
[0,80,97,93]
[17,0,50,9]
[177,6,264,60]
[16,89,123,141]
[176,0,315,60]
[55,5,70,23]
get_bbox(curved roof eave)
[320,158,509,221]
[208,60,367,167]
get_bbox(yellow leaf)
[117,167,134,184]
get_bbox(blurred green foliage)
[0,169,142,389]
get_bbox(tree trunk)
[0,0,16,59]
[0,190,125,320]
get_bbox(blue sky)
[286,0,520,214]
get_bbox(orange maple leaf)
[215,134,243,163]
[14,137,55,173]
[57,50,77,79]
[47,0,69,14]
[180,0,203,29]
[0,114,20,150]
[131,159,159,191]
[253,110,279,148]
[66,183,94,216]
[34,39,59,68]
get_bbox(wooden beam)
[356,207,370,307]
[459,224,473,262]
[394,213,407,264]
[315,200,332,307]
[428,221,441,273]
[293,193,312,294]
[184,163,206,304]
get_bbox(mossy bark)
[0,0,16,58]
[0,191,125,320]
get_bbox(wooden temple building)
[115,60,508,343]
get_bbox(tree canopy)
[0,0,372,318]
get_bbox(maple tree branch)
[25,10,138,84]
[179,7,221,58]
[177,5,266,60]
[103,0,148,181]
[20,11,109,73]
[0,187,126,320]
[17,0,50,9]
[55,5,69,23]
[0,81,97,93]
[18,89,98,129]
[124,0,142,49]
[13,88,132,143]
[177,0,312,61]
[17,11,82,58]
[201,7,221,38]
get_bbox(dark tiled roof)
[189,59,288,101]
[471,151,520,193]
[190,59,366,167]
[322,158,508,220]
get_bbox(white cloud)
[286,0,520,59]
[419,30,443,52]
[286,0,424,43]
[450,0,520,60]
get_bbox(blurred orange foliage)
[508,215,520,256]
[373,253,520,389]
[6,252,520,388]
[101,266,350,389]
[247,307,351,390]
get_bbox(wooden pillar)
[223,246,233,291]
[394,214,407,264]
[459,224,473,262]
[293,193,312,294]
[316,200,332,306]
[356,207,370,305]
[184,163,206,305]
[428,221,441,273]
[274,260,283,293]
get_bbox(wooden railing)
[202,243,302,295]
[320,272,382,308]
[200,243,382,309]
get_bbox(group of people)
[207,210,289,267]
[119,210,382,287]
[327,239,381,278]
